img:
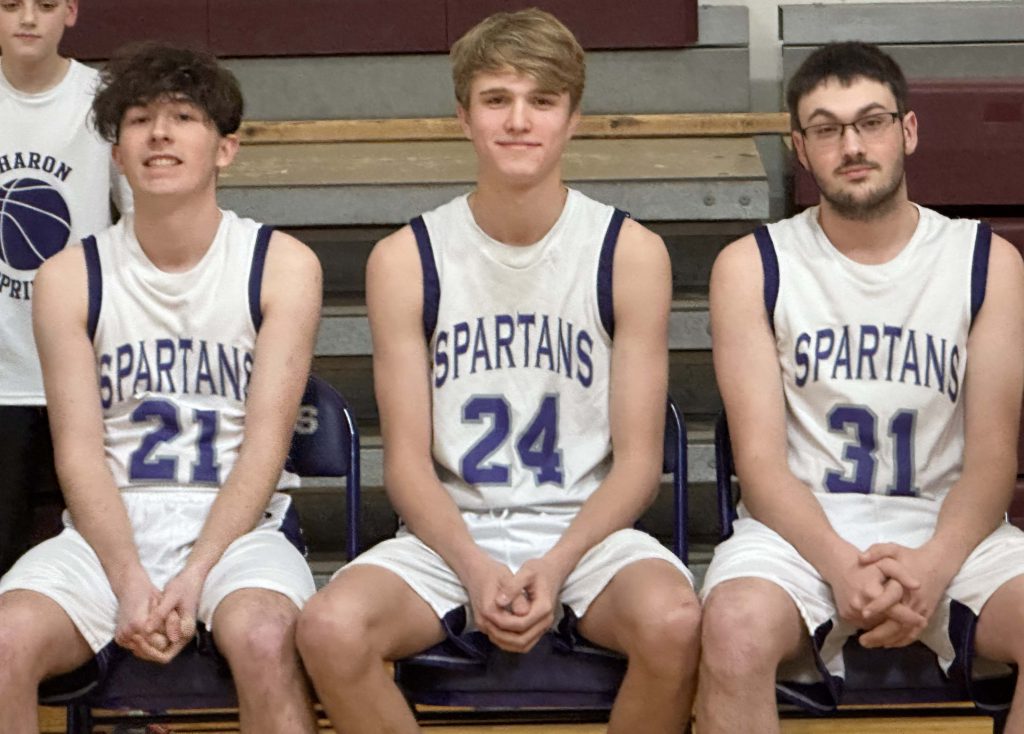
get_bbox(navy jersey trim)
[970,222,992,329]
[248,225,274,332]
[754,226,780,332]
[411,216,440,341]
[82,236,102,342]
[597,208,629,339]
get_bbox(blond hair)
[450,8,585,111]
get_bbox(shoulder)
[367,224,420,283]
[981,233,1024,300]
[612,217,668,272]
[34,242,89,322]
[265,229,320,276]
[259,230,322,310]
[711,232,762,286]
[37,240,87,285]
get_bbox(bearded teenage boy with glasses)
[697,41,1024,733]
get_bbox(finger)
[860,543,904,565]
[180,612,197,640]
[883,602,927,628]
[128,633,173,662]
[504,589,531,616]
[858,618,904,649]
[164,609,182,643]
[497,569,532,608]
[861,579,905,619]
[872,558,921,591]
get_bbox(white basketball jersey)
[417,189,624,515]
[83,210,297,492]
[763,205,986,507]
[0,60,129,404]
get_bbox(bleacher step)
[315,297,710,357]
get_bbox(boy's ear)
[65,0,79,28]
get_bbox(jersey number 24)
[461,394,564,486]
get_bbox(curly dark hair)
[93,42,243,143]
[786,42,909,129]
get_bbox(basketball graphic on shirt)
[0,177,72,271]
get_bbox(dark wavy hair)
[786,41,909,129]
[93,42,243,143]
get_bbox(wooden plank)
[238,113,792,145]
[224,138,766,188]
[778,717,991,734]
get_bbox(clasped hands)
[113,566,204,664]
[832,542,952,649]
[465,556,565,654]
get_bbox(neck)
[132,193,223,272]
[1,55,70,94]
[470,172,568,246]
[818,192,920,265]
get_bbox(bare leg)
[577,559,701,734]
[297,565,446,734]
[212,589,317,734]
[974,575,1024,734]
[696,578,806,734]
[0,590,94,734]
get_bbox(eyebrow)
[475,86,561,97]
[803,101,889,123]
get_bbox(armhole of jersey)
[597,208,629,339]
[754,225,780,333]
[411,216,440,342]
[970,222,992,329]
[82,236,102,342]
[248,225,274,332]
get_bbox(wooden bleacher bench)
[218,112,788,226]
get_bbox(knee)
[217,599,300,672]
[296,590,376,674]
[624,592,702,673]
[0,597,45,682]
[700,584,791,681]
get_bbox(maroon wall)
[63,0,697,60]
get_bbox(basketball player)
[0,0,131,576]
[0,43,321,733]
[297,10,699,733]
[698,41,1024,733]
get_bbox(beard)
[809,151,906,222]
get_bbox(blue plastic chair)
[393,397,688,722]
[38,374,360,733]
[713,412,1015,727]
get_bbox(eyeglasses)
[799,112,901,145]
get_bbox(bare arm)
[367,228,492,578]
[934,235,1024,553]
[489,220,678,651]
[178,231,321,580]
[34,245,160,650]
[543,219,672,576]
[861,234,1024,632]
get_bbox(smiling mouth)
[145,157,182,167]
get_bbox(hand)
[856,542,956,649]
[462,556,531,648]
[113,573,172,662]
[144,565,205,663]
[825,548,921,627]
[485,556,565,654]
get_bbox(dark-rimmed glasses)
[799,112,901,145]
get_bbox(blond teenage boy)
[298,9,699,733]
